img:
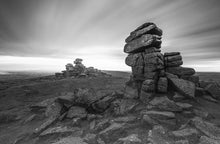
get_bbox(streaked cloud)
[0,0,220,71]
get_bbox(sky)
[0,0,220,72]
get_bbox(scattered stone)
[198,136,220,144]
[112,116,137,123]
[83,133,97,144]
[193,109,212,119]
[142,110,175,120]
[191,117,220,140]
[166,60,183,67]
[45,101,63,118]
[175,102,192,110]
[171,128,198,137]
[51,136,87,144]
[0,113,20,124]
[149,96,182,112]
[66,106,87,119]
[115,134,142,144]
[34,117,58,135]
[112,99,138,115]
[168,78,195,98]
[174,140,189,144]
[202,95,218,103]
[172,92,186,101]
[39,126,80,137]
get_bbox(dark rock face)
[166,67,195,77]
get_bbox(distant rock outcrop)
[55,58,111,79]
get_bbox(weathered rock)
[124,34,162,53]
[83,133,97,144]
[202,95,218,103]
[149,96,182,112]
[199,81,211,88]
[142,114,158,125]
[181,75,199,84]
[172,92,186,101]
[157,77,168,93]
[174,140,189,144]
[113,116,137,123]
[126,22,162,43]
[168,78,195,98]
[175,102,192,110]
[191,117,220,140]
[125,53,144,67]
[165,55,182,62]
[165,72,178,79]
[51,136,87,144]
[205,82,220,99]
[66,106,87,119]
[141,79,155,92]
[166,67,195,77]
[171,128,198,137]
[166,60,183,67]
[94,119,111,132]
[112,99,138,115]
[99,123,127,143]
[29,98,57,113]
[124,81,140,99]
[34,117,58,135]
[145,47,161,54]
[198,136,220,144]
[139,91,154,103]
[131,66,145,80]
[164,52,180,57]
[40,126,80,137]
[148,125,173,144]
[195,87,206,97]
[114,134,142,144]
[193,109,212,119]
[142,110,175,120]
[45,101,63,118]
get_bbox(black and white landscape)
[1,0,220,144]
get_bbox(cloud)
[0,0,220,71]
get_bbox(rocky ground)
[0,71,220,144]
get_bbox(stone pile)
[55,58,111,78]
[124,22,201,101]
[124,22,166,102]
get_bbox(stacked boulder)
[124,22,166,102]
[124,22,199,101]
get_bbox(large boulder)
[168,78,195,98]
[124,34,162,53]
[125,22,162,43]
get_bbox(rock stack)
[124,22,165,102]
[55,58,111,79]
[124,22,199,101]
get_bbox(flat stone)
[40,126,80,136]
[171,128,198,137]
[175,102,192,109]
[164,52,180,57]
[113,116,137,123]
[99,123,127,143]
[172,92,186,101]
[193,109,212,119]
[149,96,182,112]
[116,134,142,144]
[144,71,158,79]
[157,77,168,93]
[143,110,175,120]
[66,106,87,119]
[191,117,220,140]
[166,67,195,77]
[168,78,195,98]
[124,34,162,53]
[198,136,220,144]
[51,136,87,144]
[94,119,111,132]
[142,114,158,125]
[34,117,58,135]
[166,60,183,67]
[205,82,220,99]
[83,133,97,144]
[125,23,162,43]
[165,55,182,62]
[202,95,218,103]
